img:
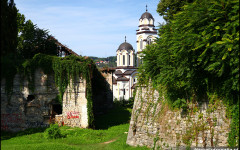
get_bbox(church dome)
[140,12,153,20]
[118,42,133,51]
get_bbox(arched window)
[140,39,143,50]
[129,55,131,65]
[147,37,152,45]
[123,55,125,65]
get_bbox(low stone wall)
[127,86,231,149]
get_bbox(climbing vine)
[1,53,98,127]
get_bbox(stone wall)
[59,78,89,128]
[101,69,114,102]
[127,86,231,149]
[1,68,113,132]
[1,69,58,132]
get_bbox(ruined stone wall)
[60,78,89,128]
[127,86,231,149]
[101,70,113,102]
[1,69,58,132]
[1,69,90,131]
[101,71,113,91]
[1,68,113,132]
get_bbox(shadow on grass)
[1,127,47,140]
[94,103,132,129]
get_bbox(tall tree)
[1,0,18,56]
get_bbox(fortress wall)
[1,69,58,132]
[127,86,231,149]
[1,67,113,132]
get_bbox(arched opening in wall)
[53,104,62,115]
[49,98,63,123]
[140,39,143,50]
[147,37,152,45]
[27,95,35,102]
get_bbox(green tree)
[143,0,239,101]
[17,19,58,59]
[1,0,18,56]
[157,0,193,22]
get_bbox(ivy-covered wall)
[127,85,232,149]
[1,54,113,131]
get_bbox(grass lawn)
[1,104,149,150]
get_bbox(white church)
[113,6,158,101]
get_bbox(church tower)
[136,5,158,67]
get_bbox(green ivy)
[1,53,98,128]
[228,104,239,147]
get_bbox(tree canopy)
[1,0,58,59]
[17,17,58,59]
[141,0,239,103]
[157,0,193,22]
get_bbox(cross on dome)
[146,5,148,12]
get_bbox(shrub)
[44,124,66,139]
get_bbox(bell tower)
[136,5,158,67]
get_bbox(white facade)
[113,37,137,101]
[113,8,157,101]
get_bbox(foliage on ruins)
[138,0,239,147]
[1,0,57,98]
[2,53,101,128]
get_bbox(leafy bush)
[44,124,66,139]
[125,97,134,108]
[113,98,134,108]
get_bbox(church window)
[123,55,125,65]
[147,38,152,45]
[129,55,131,65]
[140,39,143,50]
[123,89,125,95]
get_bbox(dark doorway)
[27,95,35,101]
[52,104,62,115]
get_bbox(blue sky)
[15,0,164,57]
